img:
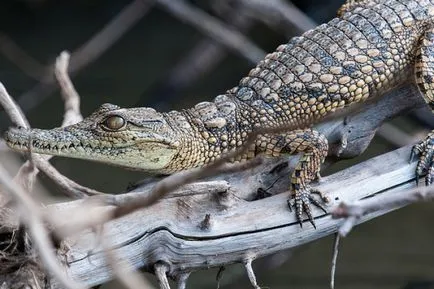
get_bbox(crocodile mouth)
[6,137,97,153]
[4,128,112,155]
[4,127,179,171]
[4,127,177,155]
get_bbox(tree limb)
[50,144,418,288]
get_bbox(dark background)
[0,1,433,288]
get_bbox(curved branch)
[53,145,417,287]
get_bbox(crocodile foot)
[411,132,434,185]
[287,185,329,229]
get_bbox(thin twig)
[0,83,30,128]
[176,273,190,289]
[0,164,88,289]
[332,185,434,237]
[216,267,225,289]
[157,0,265,63]
[54,51,83,126]
[11,161,38,195]
[244,259,260,289]
[0,82,38,193]
[330,233,340,289]
[36,162,101,197]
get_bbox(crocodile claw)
[412,132,434,186]
[287,185,328,228]
[409,145,420,164]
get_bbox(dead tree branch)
[50,144,419,288]
[332,181,434,237]
[54,51,83,126]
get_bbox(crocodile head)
[4,103,184,172]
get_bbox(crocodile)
[5,0,434,226]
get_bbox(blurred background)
[0,0,433,288]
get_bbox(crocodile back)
[178,0,434,167]
[225,0,434,128]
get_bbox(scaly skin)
[5,0,434,226]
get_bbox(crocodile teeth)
[76,146,85,153]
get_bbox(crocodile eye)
[101,115,126,131]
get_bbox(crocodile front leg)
[261,129,329,227]
[413,26,434,185]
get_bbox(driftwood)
[42,83,428,288]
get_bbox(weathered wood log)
[53,145,417,288]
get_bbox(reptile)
[4,0,434,227]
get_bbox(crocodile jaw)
[4,127,179,172]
